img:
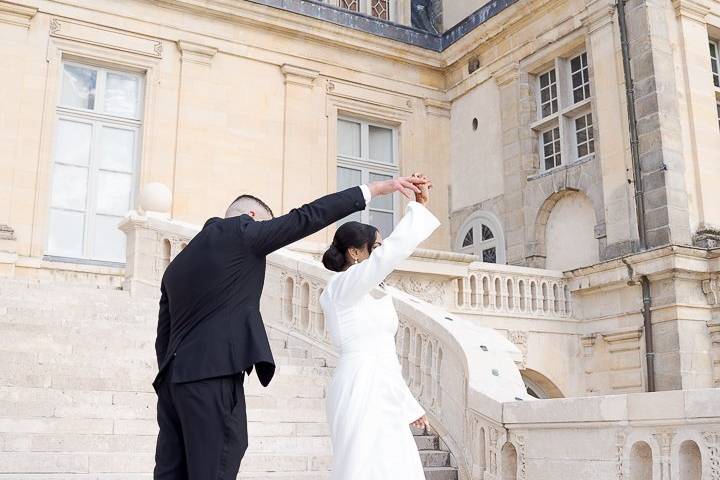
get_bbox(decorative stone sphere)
[139,182,172,213]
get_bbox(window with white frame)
[531,50,595,172]
[336,118,398,238]
[47,61,143,263]
[712,40,720,131]
[710,40,719,88]
[456,212,505,264]
[335,0,392,20]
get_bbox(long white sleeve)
[331,201,440,307]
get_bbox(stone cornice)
[672,0,711,21]
[494,62,521,87]
[177,40,217,66]
[0,1,37,28]
[281,64,319,88]
[580,0,616,33]
[423,98,452,118]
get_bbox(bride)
[319,173,440,479]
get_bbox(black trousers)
[154,364,248,480]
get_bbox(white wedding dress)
[319,201,440,480]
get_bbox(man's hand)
[368,176,427,200]
[411,172,432,205]
[411,414,430,430]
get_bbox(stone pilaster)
[495,63,533,266]
[280,64,322,214]
[172,40,218,220]
[671,0,720,243]
[582,1,639,259]
[624,0,692,247]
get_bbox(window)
[570,52,590,103]
[531,50,594,172]
[336,118,398,238]
[335,0,393,20]
[456,212,505,264]
[710,41,719,88]
[47,62,143,263]
[542,127,562,170]
[574,112,595,159]
[539,69,558,118]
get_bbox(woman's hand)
[411,414,430,430]
[411,173,432,206]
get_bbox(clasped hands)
[367,172,433,205]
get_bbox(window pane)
[92,214,126,262]
[482,224,494,241]
[575,113,594,159]
[337,166,362,190]
[369,173,393,210]
[96,171,133,216]
[369,210,394,239]
[104,72,140,118]
[369,125,393,164]
[47,209,85,257]
[710,42,719,88]
[99,126,135,172]
[340,0,359,11]
[462,228,474,247]
[338,120,361,157]
[54,119,92,166]
[483,247,497,263]
[51,164,88,210]
[539,69,558,118]
[337,211,363,228]
[371,0,389,19]
[60,64,97,110]
[570,52,590,103]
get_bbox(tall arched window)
[456,211,505,263]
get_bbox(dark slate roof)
[246,0,520,51]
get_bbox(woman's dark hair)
[322,222,379,272]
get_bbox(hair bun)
[322,244,346,272]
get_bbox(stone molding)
[672,0,711,22]
[704,276,720,305]
[281,64,319,88]
[0,1,36,28]
[601,328,643,351]
[424,98,451,118]
[580,0,616,33]
[177,40,217,66]
[494,62,521,87]
[50,18,163,58]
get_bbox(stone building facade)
[1,0,720,478]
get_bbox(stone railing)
[119,209,532,480]
[453,262,572,319]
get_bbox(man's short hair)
[225,194,275,219]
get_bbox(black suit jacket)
[153,187,367,391]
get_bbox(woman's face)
[348,231,382,265]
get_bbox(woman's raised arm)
[330,201,440,307]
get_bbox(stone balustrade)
[454,262,572,319]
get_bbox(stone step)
[424,466,459,480]
[414,433,439,450]
[419,449,451,467]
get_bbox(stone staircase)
[0,278,458,479]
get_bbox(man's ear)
[248,211,256,218]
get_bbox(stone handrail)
[119,210,531,480]
[454,263,573,319]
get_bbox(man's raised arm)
[243,177,425,257]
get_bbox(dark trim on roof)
[246,0,520,52]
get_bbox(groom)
[152,177,426,480]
